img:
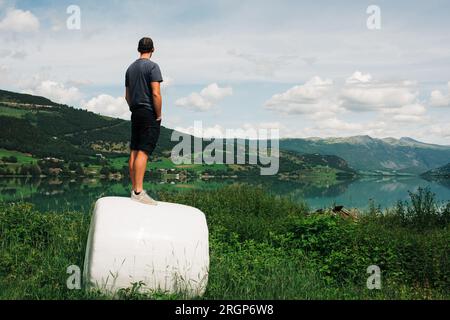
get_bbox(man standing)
[125,37,163,205]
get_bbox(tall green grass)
[0,185,449,299]
[0,203,89,299]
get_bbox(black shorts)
[130,108,161,155]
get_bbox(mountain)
[0,89,58,107]
[0,89,354,178]
[422,163,450,178]
[0,89,176,161]
[280,135,450,174]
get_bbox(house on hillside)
[43,157,64,163]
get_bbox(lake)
[1,175,449,214]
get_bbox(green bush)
[159,185,308,242]
[288,215,359,283]
[1,156,18,163]
[285,195,450,292]
[391,187,450,230]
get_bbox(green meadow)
[0,149,36,165]
[0,106,29,119]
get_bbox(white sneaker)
[131,190,158,206]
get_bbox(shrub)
[1,156,18,163]
[392,187,450,230]
[159,185,308,242]
[285,190,450,292]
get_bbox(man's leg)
[133,150,149,193]
[129,150,138,191]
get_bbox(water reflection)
[275,176,450,210]
[0,176,449,213]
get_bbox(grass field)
[0,186,449,300]
[0,148,36,164]
[0,106,29,119]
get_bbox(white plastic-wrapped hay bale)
[83,197,209,297]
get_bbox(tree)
[29,164,42,176]
[100,166,110,176]
[75,164,84,176]
[19,165,29,176]
[1,156,18,163]
[68,162,78,171]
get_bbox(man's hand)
[151,81,162,119]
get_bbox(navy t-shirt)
[125,59,163,112]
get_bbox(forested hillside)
[0,89,356,178]
[0,89,175,161]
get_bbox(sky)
[0,0,450,144]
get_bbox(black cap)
[138,37,154,53]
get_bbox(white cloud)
[264,76,338,116]
[0,64,10,84]
[83,94,129,120]
[381,103,427,123]
[264,72,430,132]
[23,80,82,105]
[341,74,418,111]
[267,76,333,105]
[340,73,428,123]
[345,71,372,84]
[175,83,232,112]
[429,123,450,138]
[430,82,450,107]
[0,9,40,33]
[264,73,424,122]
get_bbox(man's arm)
[151,81,162,120]
[125,87,131,107]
